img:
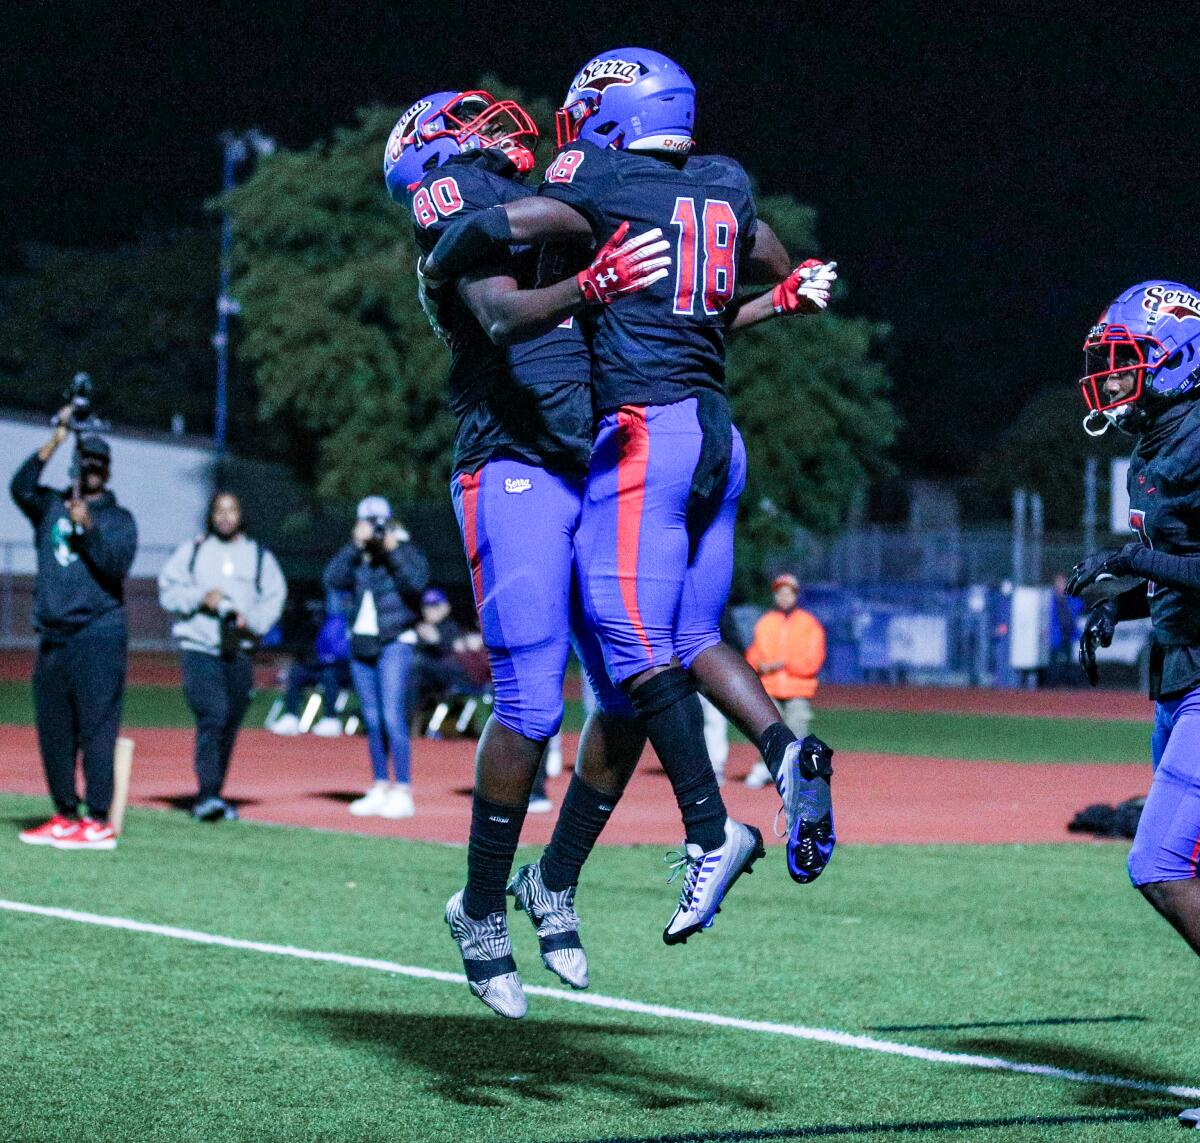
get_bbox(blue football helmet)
[1080,280,1200,435]
[555,48,695,153]
[383,90,538,203]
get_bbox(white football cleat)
[445,890,528,1019]
[662,818,765,946]
[508,861,588,989]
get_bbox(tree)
[963,385,1126,530]
[225,88,896,554]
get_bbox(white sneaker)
[348,781,391,816]
[527,796,553,814]
[311,717,343,738]
[379,783,416,819]
[744,760,772,789]
[269,713,302,736]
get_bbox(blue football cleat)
[776,735,835,883]
[662,818,765,945]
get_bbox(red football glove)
[772,258,838,315]
[577,221,672,306]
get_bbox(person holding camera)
[158,492,286,821]
[13,406,137,850]
[323,496,428,819]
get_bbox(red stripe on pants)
[458,471,485,620]
[615,407,654,658]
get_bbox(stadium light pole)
[214,128,275,459]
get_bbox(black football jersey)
[411,150,592,476]
[1127,400,1200,694]
[538,140,758,413]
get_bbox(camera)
[365,516,391,553]
[62,372,99,432]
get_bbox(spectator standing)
[323,496,428,819]
[744,574,826,788]
[158,492,287,821]
[14,410,137,850]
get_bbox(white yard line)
[2,896,1196,1102]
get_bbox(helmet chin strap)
[1083,406,1136,437]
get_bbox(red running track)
[0,726,1149,847]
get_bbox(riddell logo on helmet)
[574,58,641,92]
[1143,285,1200,321]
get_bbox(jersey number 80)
[412,177,465,229]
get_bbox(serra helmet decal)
[571,57,641,94]
[1144,284,1200,323]
[556,47,696,153]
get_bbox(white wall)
[0,416,215,578]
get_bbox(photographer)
[323,496,428,819]
[158,492,286,822]
[13,406,137,851]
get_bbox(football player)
[1067,281,1200,1128]
[423,50,839,946]
[1068,281,1200,959]
[385,90,667,1017]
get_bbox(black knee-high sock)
[540,775,618,891]
[758,721,797,783]
[630,668,726,851]
[464,795,527,920]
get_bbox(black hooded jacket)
[10,452,138,638]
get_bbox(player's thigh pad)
[1129,689,1200,886]
[675,426,748,667]
[452,460,579,740]
[575,401,702,685]
[569,577,635,719]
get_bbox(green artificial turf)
[0,680,1154,764]
[0,792,1194,1142]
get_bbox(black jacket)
[322,540,429,644]
[10,452,138,638]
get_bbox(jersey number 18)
[670,197,738,317]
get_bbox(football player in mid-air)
[1066,280,1200,1127]
[384,89,672,1018]
[425,48,839,946]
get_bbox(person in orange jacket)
[743,574,826,788]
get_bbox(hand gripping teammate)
[424,50,839,946]
[385,90,668,1017]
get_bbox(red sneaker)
[19,814,81,847]
[54,818,117,851]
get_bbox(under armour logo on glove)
[577,221,672,306]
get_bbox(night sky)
[3,1,1196,475]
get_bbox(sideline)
[2,896,1196,1102]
